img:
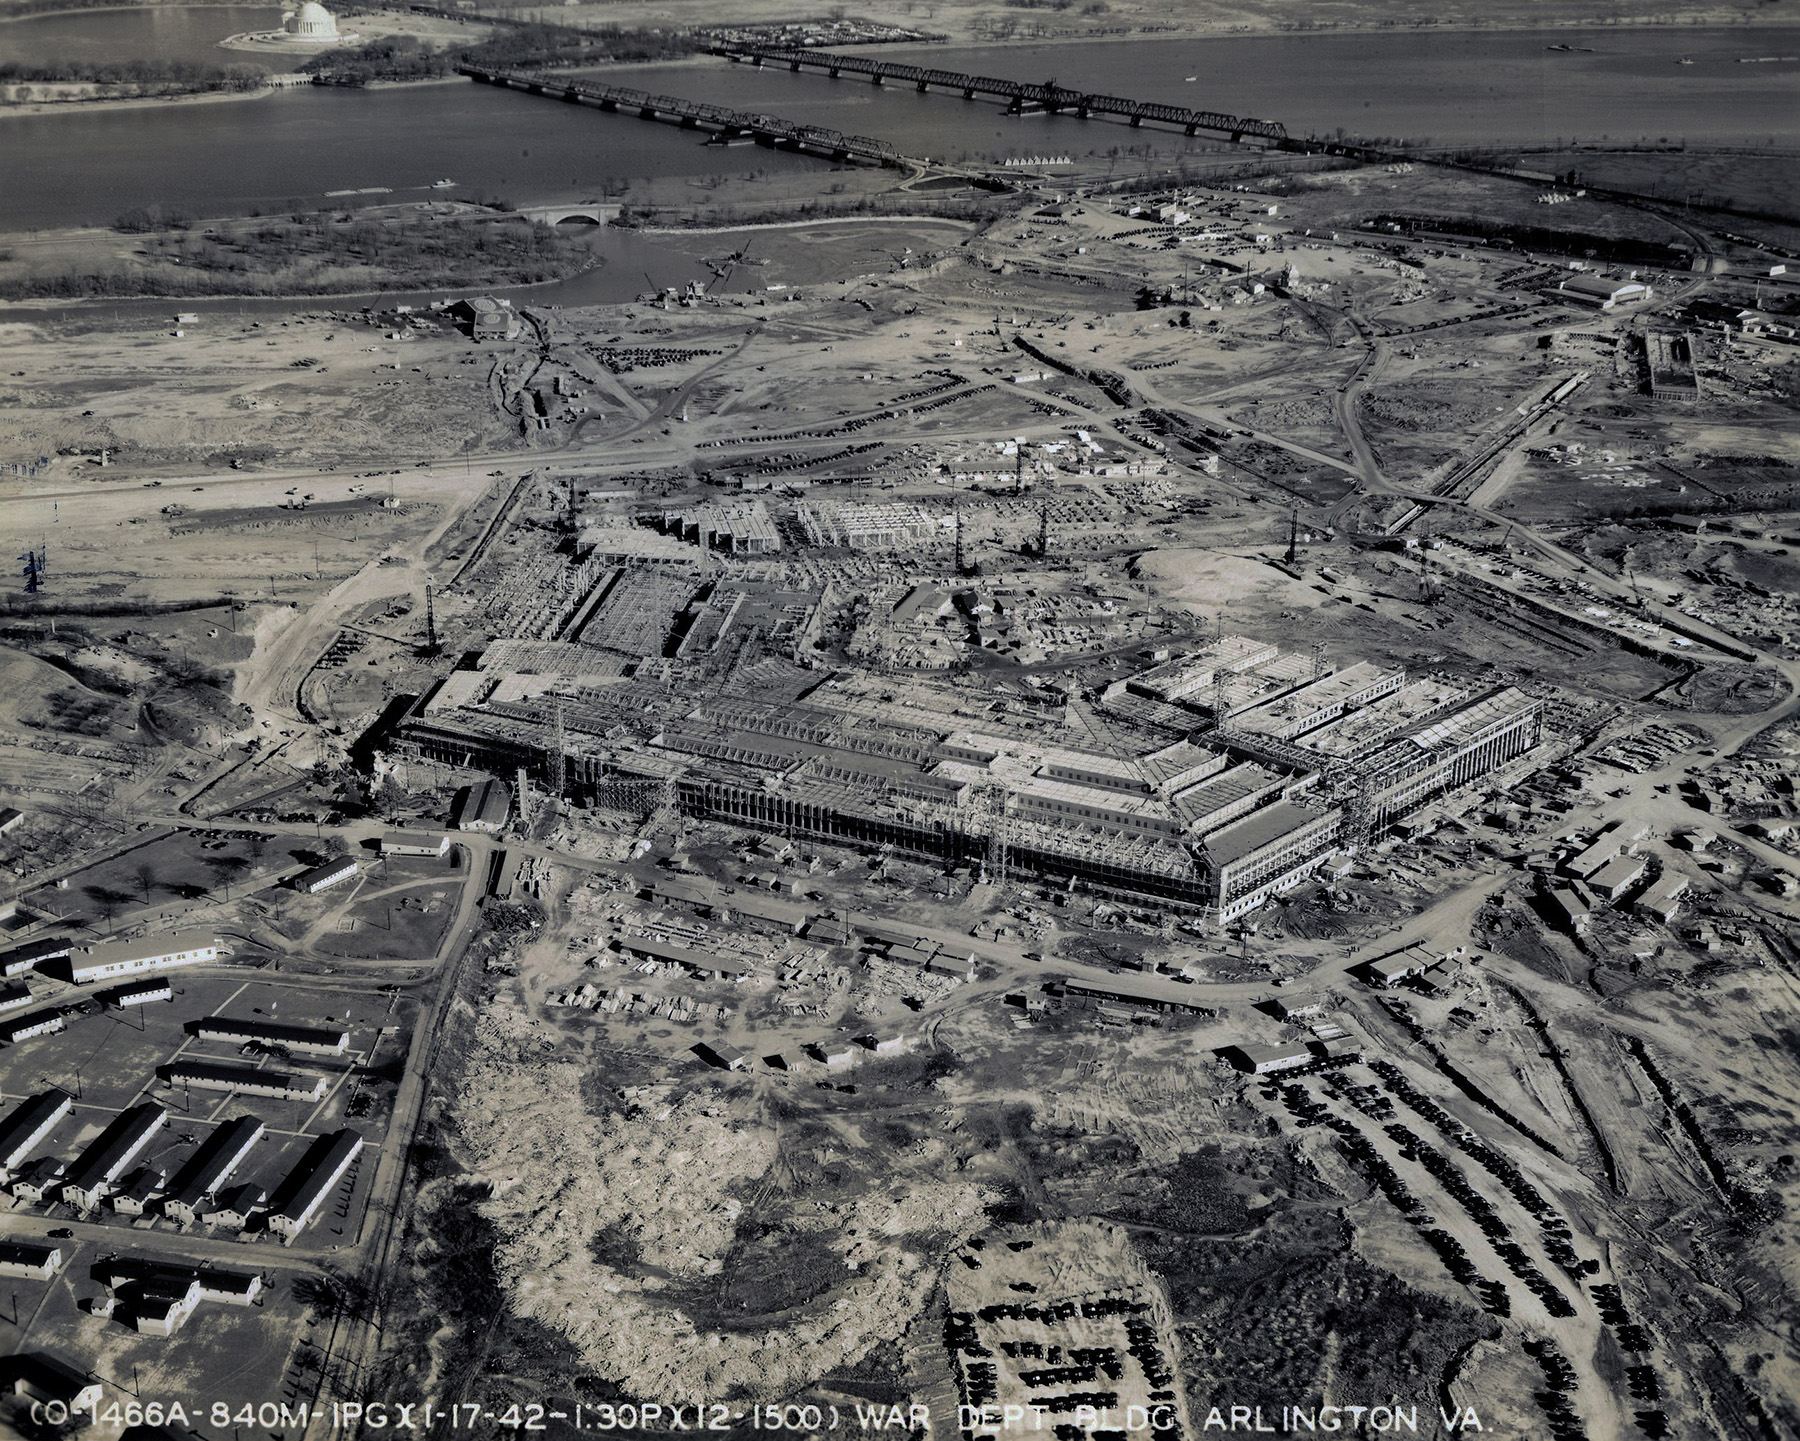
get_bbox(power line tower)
[1035,500,1050,559]
[953,499,968,577]
[20,541,46,595]
[1284,507,1299,565]
[1310,640,1328,681]
[422,583,440,655]
[1211,668,1229,724]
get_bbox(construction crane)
[549,694,568,811]
[979,784,1011,888]
[1418,547,1439,606]
[718,235,755,291]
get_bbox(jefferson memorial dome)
[221,1,358,51]
[284,3,341,40]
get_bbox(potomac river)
[1,13,1796,235]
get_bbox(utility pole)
[1036,500,1050,559]
[953,499,967,577]
[1284,507,1299,565]
[423,584,439,656]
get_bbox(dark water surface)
[3,18,1796,227]
[2,19,1795,235]
[1,4,288,67]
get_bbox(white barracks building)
[62,930,222,984]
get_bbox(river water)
[2,14,1794,235]
[0,4,294,68]
[1,9,1795,290]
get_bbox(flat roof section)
[75,929,218,969]
[1295,678,1471,759]
[1402,687,1539,754]
[1202,801,1334,868]
[1230,663,1402,739]
[1171,762,1285,829]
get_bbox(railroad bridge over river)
[711,43,1288,142]
[458,65,908,167]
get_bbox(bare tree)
[84,884,133,925]
[205,855,250,899]
[132,861,157,904]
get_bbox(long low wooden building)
[613,935,756,979]
[1058,970,1211,1015]
[266,1129,364,1240]
[157,1061,328,1103]
[189,1016,351,1056]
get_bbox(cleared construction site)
[385,550,1547,920]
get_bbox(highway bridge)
[458,65,909,167]
[711,44,1288,142]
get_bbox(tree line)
[0,58,268,88]
[302,21,696,84]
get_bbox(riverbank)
[544,0,1800,48]
[0,69,479,116]
[0,78,280,114]
[634,214,979,237]
[0,204,602,301]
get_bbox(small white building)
[98,977,174,1008]
[0,1011,65,1044]
[0,1242,62,1281]
[379,830,450,857]
[1556,275,1651,310]
[1230,1042,1314,1075]
[292,857,358,894]
[5,1354,104,1415]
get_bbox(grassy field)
[0,210,599,301]
[30,827,281,926]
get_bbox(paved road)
[0,1210,329,1276]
